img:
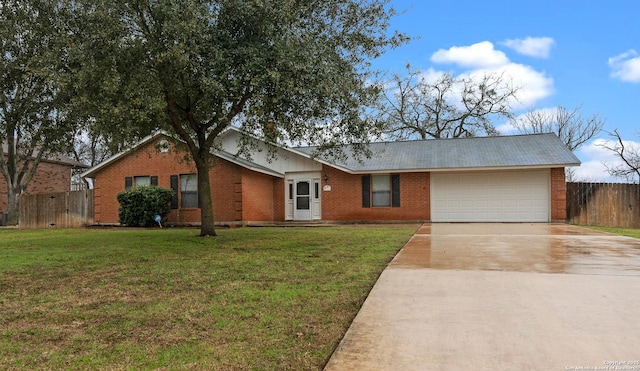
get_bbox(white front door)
[293,180,312,221]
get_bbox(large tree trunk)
[5,186,20,226]
[195,157,216,237]
[164,93,218,237]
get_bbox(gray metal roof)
[295,133,580,172]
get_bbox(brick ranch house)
[1,145,88,218]
[81,127,580,225]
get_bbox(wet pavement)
[325,223,640,370]
[392,223,640,276]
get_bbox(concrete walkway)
[324,224,640,370]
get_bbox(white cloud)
[501,37,555,58]
[496,64,553,108]
[459,64,554,110]
[414,67,447,84]
[429,41,554,110]
[495,122,517,135]
[572,138,640,182]
[608,50,640,83]
[430,41,509,69]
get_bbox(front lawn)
[0,225,417,370]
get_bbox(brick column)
[550,167,567,222]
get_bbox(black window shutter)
[362,175,371,208]
[170,175,179,209]
[150,176,158,186]
[391,174,400,207]
[125,177,132,189]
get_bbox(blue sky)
[374,0,640,181]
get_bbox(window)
[296,181,310,210]
[362,174,400,208]
[180,174,198,208]
[134,176,151,186]
[372,175,391,207]
[125,176,157,189]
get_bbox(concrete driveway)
[324,224,640,370]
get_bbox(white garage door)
[431,170,550,222]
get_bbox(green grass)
[584,226,640,239]
[0,225,417,370]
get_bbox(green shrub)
[117,186,173,227]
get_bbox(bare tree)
[375,64,520,140]
[600,129,640,183]
[512,105,604,151]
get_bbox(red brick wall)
[240,168,278,221]
[273,178,285,222]
[168,158,245,225]
[550,167,567,222]
[91,139,255,224]
[0,161,72,213]
[321,165,430,221]
[210,158,243,223]
[26,162,73,195]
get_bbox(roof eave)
[340,163,582,174]
[41,158,90,168]
[213,151,285,178]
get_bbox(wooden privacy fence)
[566,182,640,228]
[19,189,94,229]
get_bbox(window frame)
[125,176,157,189]
[179,173,198,209]
[362,174,400,208]
[371,175,392,207]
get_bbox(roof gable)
[80,129,307,178]
[80,133,164,178]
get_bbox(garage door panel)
[431,170,550,222]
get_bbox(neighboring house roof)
[1,143,88,168]
[295,133,580,173]
[44,154,89,168]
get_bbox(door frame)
[285,172,322,221]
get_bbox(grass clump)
[585,225,640,239]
